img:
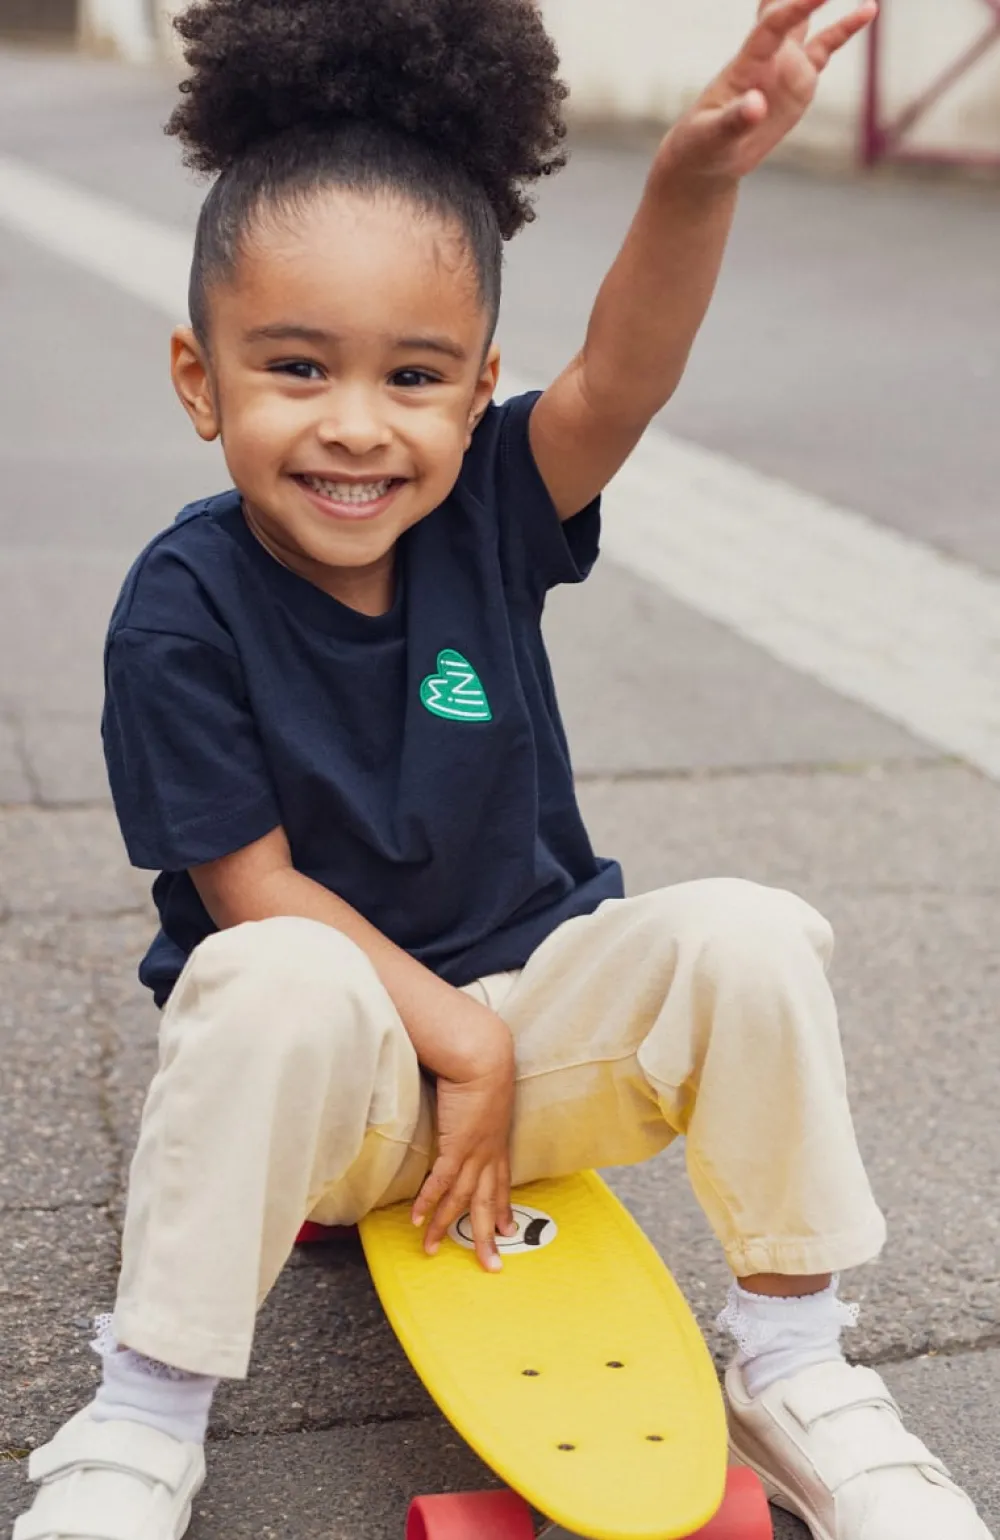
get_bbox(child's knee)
[637,878,834,977]
[169,916,389,1065]
[635,881,841,1093]
[691,879,833,976]
[191,913,361,974]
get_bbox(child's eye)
[269,360,325,381]
[391,369,438,389]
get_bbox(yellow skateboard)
[360,1171,773,1540]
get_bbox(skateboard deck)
[360,1170,730,1540]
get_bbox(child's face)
[172,190,500,610]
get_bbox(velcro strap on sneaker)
[815,1427,950,1492]
[784,1365,901,1430]
[28,1421,190,1492]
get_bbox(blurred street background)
[1,3,999,1537]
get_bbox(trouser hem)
[723,1212,887,1279]
[113,1302,252,1381]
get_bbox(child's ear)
[466,342,502,446]
[171,326,220,442]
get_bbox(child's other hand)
[663,0,877,183]
[411,1012,517,1273]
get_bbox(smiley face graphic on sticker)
[448,1204,558,1255]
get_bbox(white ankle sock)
[716,1277,859,1397]
[90,1315,219,1444]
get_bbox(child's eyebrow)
[243,323,332,346]
[395,335,469,362]
[243,323,468,361]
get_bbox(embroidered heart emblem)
[420,649,492,723]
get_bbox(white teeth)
[302,476,393,505]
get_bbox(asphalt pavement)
[1,43,999,1540]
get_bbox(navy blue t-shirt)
[102,391,624,1006]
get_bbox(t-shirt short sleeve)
[103,627,281,871]
[491,391,602,599]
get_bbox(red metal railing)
[862,0,1000,169]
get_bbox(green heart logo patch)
[420,650,492,723]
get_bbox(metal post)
[859,0,1000,171]
[860,9,885,166]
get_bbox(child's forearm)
[528,2,877,519]
[576,150,739,429]
[574,0,878,432]
[191,838,513,1083]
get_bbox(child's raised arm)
[528,0,877,521]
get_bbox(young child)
[15,2,993,1538]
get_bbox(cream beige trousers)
[114,880,886,1379]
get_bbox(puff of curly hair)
[168,0,568,243]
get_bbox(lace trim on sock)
[91,1313,201,1382]
[716,1279,860,1357]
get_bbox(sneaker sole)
[728,1436,836,1540]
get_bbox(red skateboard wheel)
[294,1222,356,1245]
[405,1469,768,1539]
[690,1466,773,1539]
[406,1490,534,1540]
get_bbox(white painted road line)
[0,154,191,319]
[599,437,1000,778]
[2,152,998,778]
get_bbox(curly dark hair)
[168,0,569,343]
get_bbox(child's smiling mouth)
[294,474,406,521]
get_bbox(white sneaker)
[12,1405,205,1540]
[725,1360,994,1540]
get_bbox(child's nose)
[317,388,392,455]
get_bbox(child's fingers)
[805,1,878,70]
[684,91,769,156]
[409,1158,465,1232]
[740,0,830,69]
[718,91,769,137]
[496,1158,517,1239]
[421,1158,483,1256]
[411,1157,458,1228]
[469,1175,504,1274]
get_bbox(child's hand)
[663,0,878,183]
[411,1014,517,1273]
